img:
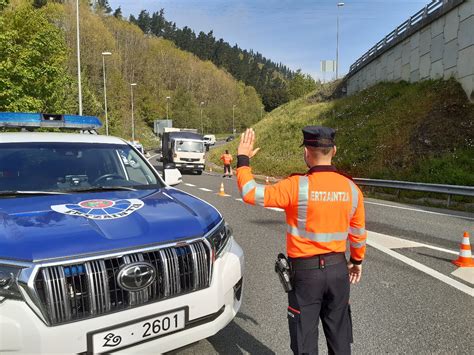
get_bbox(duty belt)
[289,252,346,270]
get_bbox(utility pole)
[76,0,83,115]
[336,2,345,79]
[130,83,137,141]
[101,51,112,135]
[232,105,236,134]
[166,96,171,119]
[200,101,205,134]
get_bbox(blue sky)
[108,0,430,80]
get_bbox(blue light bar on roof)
[0,112,102,130]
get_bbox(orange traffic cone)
[452,232,474,267]
[218,182,226,197]
[266,176,270,185]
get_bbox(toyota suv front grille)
[34,240,213,325]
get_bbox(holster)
[275,253,293,292]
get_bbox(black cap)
[301,126,336,147]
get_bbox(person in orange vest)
[236,127,366,355]
[220,149,233,178]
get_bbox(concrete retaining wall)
[346,0,474,101]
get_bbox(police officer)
[236,127,366,355]
[220,149,233,178]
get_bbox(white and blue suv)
[0,112,244,354]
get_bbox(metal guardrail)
[354,178,474,206]
[348,0,465,76]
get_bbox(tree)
[113,6,122,19]
[0,3,76,113]
[136,10,151,34]
[96,0,112,14]
[288,70,318,100]
[127,7,298,111]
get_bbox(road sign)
[320,60,336,73]
[154,119,173,135]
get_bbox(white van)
[203,134,216,146]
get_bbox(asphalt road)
[154,165,473,354]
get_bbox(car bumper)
[0,238,244,354]
[174,163,205,170]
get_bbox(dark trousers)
[224,164,231,174]
[287,260,352,355]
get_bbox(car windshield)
[0,142,163,193]
[175,140,204,153]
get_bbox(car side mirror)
[164,168,182,186]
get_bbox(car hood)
[0,188,221,262]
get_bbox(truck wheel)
[196,170,203,175]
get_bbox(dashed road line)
[199,188,213,192]
[185,183,196,187]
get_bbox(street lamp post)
[200,102,205,134]
[336,2,345,79]
[166,96,171,119]
[101,51,112,135]
[130,83,137,142]
[76,0,83,115]
[232,105,236,134]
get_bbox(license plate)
[89,309,186,353]
[186,165,194,168]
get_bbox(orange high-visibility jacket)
[220,154,233,165]
[237,165,367,261]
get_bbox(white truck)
[161,129,206,174]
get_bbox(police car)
[0,113,244,354]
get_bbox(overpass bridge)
[345,0,474,101]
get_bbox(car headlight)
[207,222,232,257]
[0,265,24,303]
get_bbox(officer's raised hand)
[238,128,260,158]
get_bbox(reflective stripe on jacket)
[236,166,367,261]
[221,154,233,165]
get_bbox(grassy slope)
[210,79,474,185]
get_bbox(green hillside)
[210,79,474,185]
[0,0,263,148]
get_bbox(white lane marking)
[217,193,231,197]
[236,198,243,202]
[147,153,161,161]
[451,268,474,285]
[419,244,459,255]
[367,232,473,296]
[266,207,284,212]
[368,233,423,249]
[365,201,474,221]
[185,183,196,187]
[369,232,459,255]
[199,188,213,192]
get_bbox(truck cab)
[0,112,244,354]
[162,131,206,174]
